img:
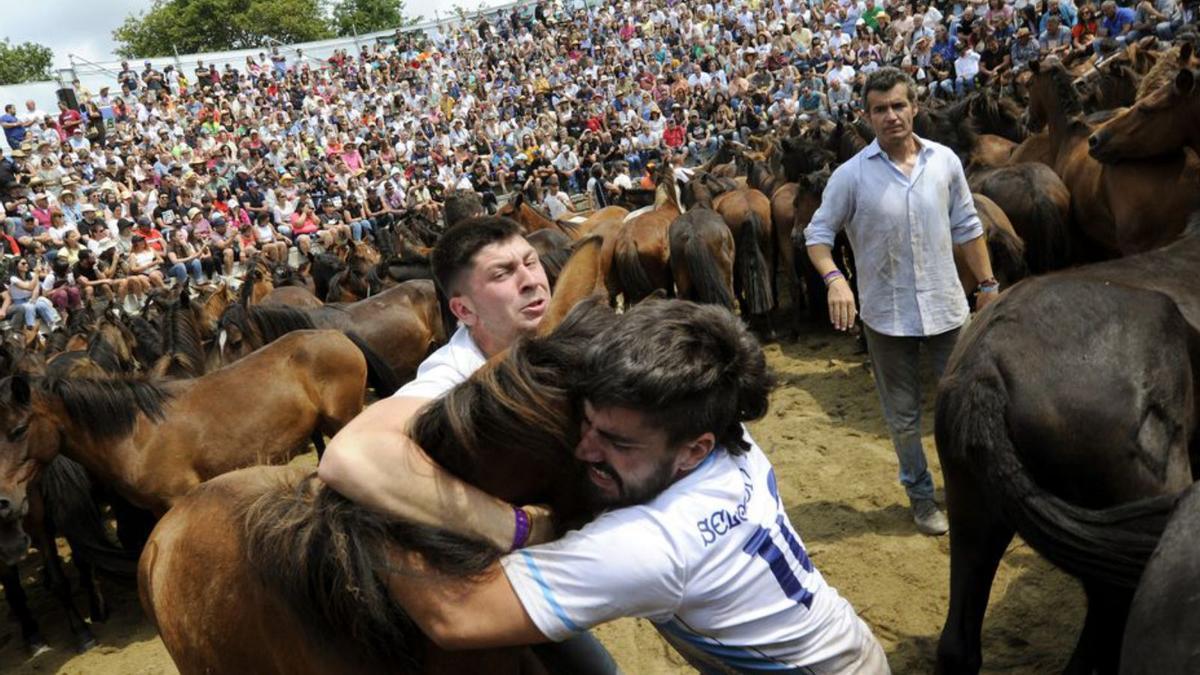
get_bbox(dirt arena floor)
[0,332,1084,674]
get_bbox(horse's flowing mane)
[42,375,169,438]
[240,298,618,669]
[160,297,206,376]
[219,304,317,347]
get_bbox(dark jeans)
[863,323,962,502]
[533,631,621,675]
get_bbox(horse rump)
[612,227,658,304]
[937,366,1177,590]
[735,210,773,316]
[682,220,735,310]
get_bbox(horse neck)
[39,398,141,500]
[1034,75,1081,144]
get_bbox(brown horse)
[968,162,1076,272]
[215,280,445,384]
[668,206,736,310]
[497,192,629,241]
[956,194,1028,303]
[325,241,385,303]
[713,188,775,324]
[609,162,684,305]
[135,242,614,675]
[0,329,386,517]
[1025,58,1200,256]
[1088,66,1199,161]
[261,285,324,308]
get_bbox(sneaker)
[912,499,949,536]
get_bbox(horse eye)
[7,424,28,442]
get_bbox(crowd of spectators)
[0,0,1194,339]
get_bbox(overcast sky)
[3,0,504,68]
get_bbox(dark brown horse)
[968,162,1076,272]
[215,280,445,384]
[525,229,573,290]
[668,206,736,310]
[0,329,387,517]
[934,226,1200,674]
[1025,58,1200,256]
[136,243,614,675]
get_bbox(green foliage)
[112,0,336,59]
[331,0,414,36]
[0,39,54,85]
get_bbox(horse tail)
[1030,184,1073,272]
[40,456,138,577]
[241,473,496,667]
[938,367,1177,589]
[344,331,401,398]
[735,210,773,316]
[684,225,736,310]
[613,227,655,304]
[986,220,1029,287]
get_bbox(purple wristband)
[510,506,531,551]
[822,269,844,286]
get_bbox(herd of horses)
[0,41,1195,673]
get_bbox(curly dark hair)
[576,299,776,455]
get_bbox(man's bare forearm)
[318,397,519,550]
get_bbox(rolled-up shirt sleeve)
[501,509,686,642]
[948,161,983,245]
[802,163,854,248]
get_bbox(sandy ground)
[0,332,1084,674]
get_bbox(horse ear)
[10,373,30,406]
[1181,43,1193,64]
[1176,68,1196,96]
[537,235,604,337]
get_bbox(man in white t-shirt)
[320,216,618,673]
[381,300,888,674]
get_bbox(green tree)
[330,0,414,36]
[0,39,54,85]
[113,0,334,59]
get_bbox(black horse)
[935,223,1200,674]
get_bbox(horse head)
[0,375,49,541]
[1089,67,1199,162]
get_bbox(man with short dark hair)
[805,67,997,536]
[321,216,619,673]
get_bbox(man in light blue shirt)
[804,67,998,535]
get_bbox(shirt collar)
[864,133,932,160]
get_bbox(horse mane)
[40,375,169,438]
[220,304,317,347]
[916,99,978,159]
[1138,45,1186,100]
[160,299,205,376]
[124,315,163,368]
[84,333,124,374]
[966,90,1026,141]
[239,298,618,669]
[1045,61,1085,117]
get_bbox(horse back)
[141,466,397,675]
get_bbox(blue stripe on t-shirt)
[659,620,810,673]
[519,550,583,634]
